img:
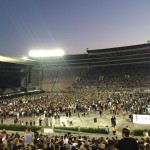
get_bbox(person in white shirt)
[143,129,149,137]
[63,135,69,144]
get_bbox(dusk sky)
[0,0,150,57]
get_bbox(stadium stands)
[0,43,150,93]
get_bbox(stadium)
[1,43,150,92]
[0,43,150,149]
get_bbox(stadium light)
[22,56,29,60]
[28,49,65,57]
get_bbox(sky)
[0,0,150,57]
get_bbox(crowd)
[0,127,150,150]
[0,90,149,150]
[0,86,150,149]
[75,65,150,89]
[0,90,150,126]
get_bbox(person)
[24,128,32,147]
[15,132,20,139]
[30,120,32,126]
[116,128,138,150]
[25,121,28,126]
[126,126,130,131]
[1,118,3,124]
[111,116,113,127]
[113,116,116,127]
[112,127,116,135]
[14,117,17,124]
[33,121,35,126]
[99,108,103,117]
[45,117,49,127]
[39,118,42,126]
[69,117,73,126]
[143,129,149,138]
[129,114,133,122]
[111,116,116,127]
[105,126,109,134]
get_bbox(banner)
[133,114,150,124]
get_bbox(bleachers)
[41,64,150,91]
[76,64,150,90]
[42,67,82,90]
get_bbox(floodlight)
[22,56,28,60]
[29,49,64,57]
